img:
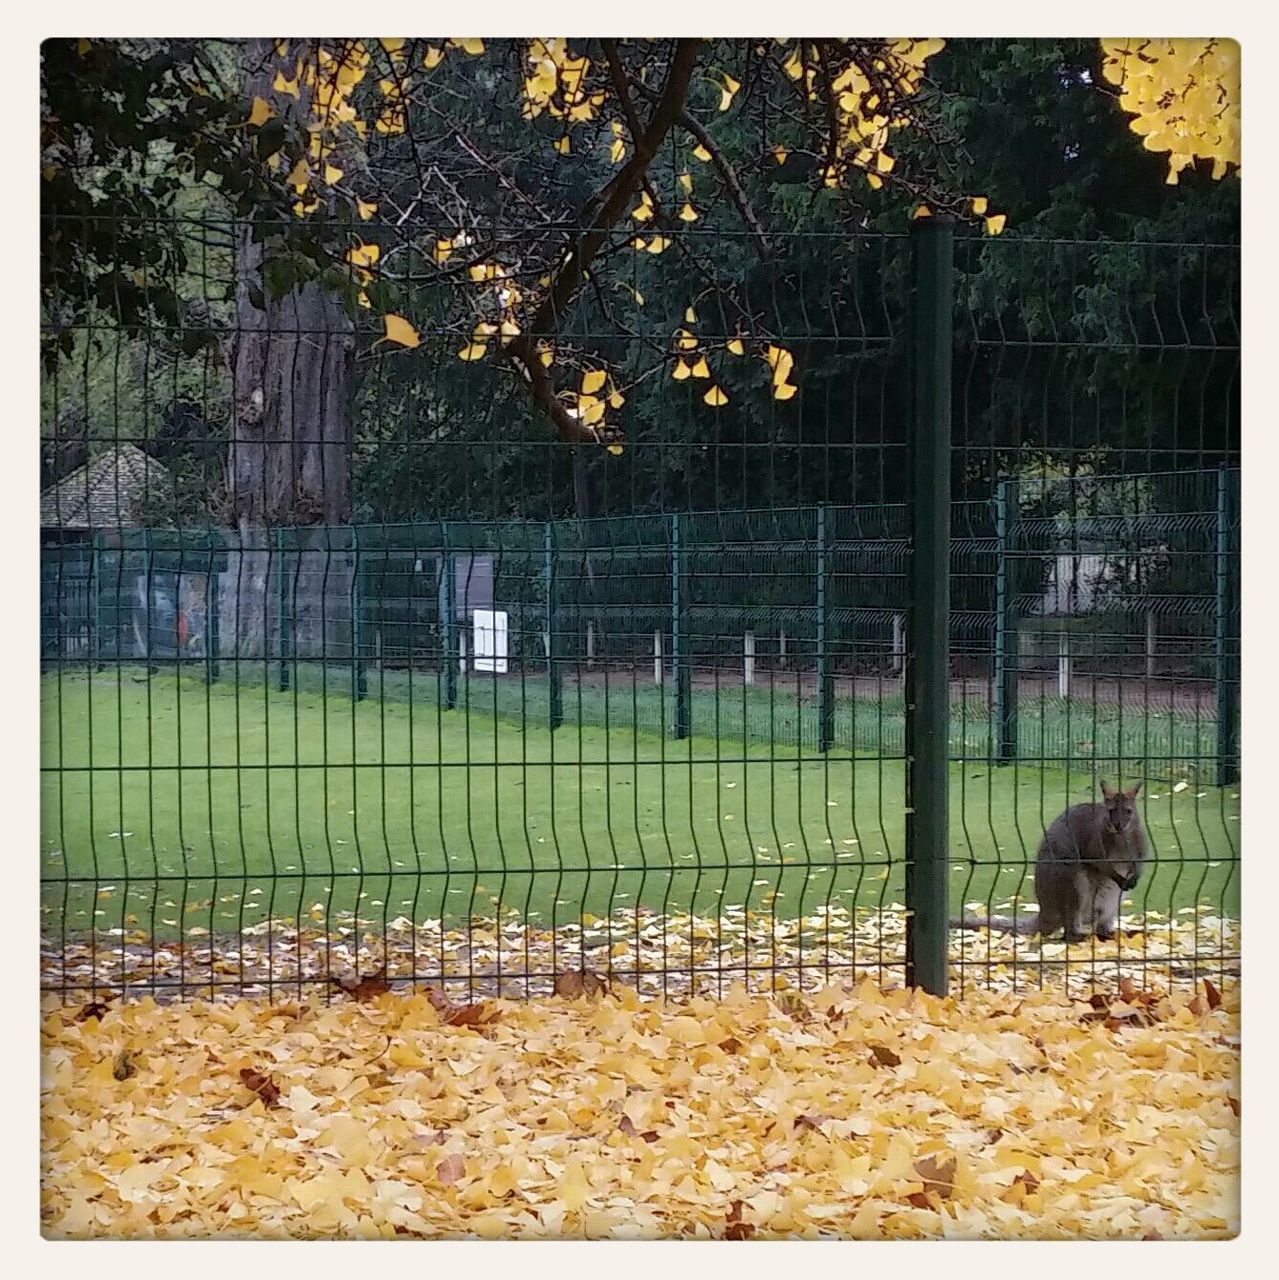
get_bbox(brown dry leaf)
[914,1153,957,1200]
[1118,975,1139,1003]
[76,998,112,1023]
[436,1153,467,1185]
[554,970,608,999]
[724,1199,755,1239]
[1204,978,1222,1010]
[718,1036,742,1054]
[1013,1170,1041,1195]
[1189,994,1207,1016]
[238,1067,281,1108]
[111,1049,136,1081]
[796,1113,831,1134]
[443,1002,499,1028]
[332,966,390,1001]
[869,1044,901,1068]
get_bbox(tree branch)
[505,38,702,442]
[630,73,771,259]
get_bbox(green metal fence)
[40,220,1240,1003]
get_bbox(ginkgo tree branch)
[503,38,703,442]
[629,74,771,260]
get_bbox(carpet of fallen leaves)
[42,902,1239,1005]
[41,951,1240,1240]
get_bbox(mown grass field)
[41,669,1240,936]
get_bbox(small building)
[40,446,174,660]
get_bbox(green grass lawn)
[41,669,1240,937]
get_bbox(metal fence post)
[90,534,103,671]
[904,216,954,996]
[1215,465,1240,787]
[442,525,458,710]
[545,521,563,731]
[352,529,367,702]
[816,502,834,752]
[993,477,1019,762]
[275,528,289,692]
[206,539,221,685]
[671,512,690,739]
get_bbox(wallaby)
[952,781,1146,942]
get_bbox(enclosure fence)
[40,221,1240,1002]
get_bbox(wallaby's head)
[1099,780,1143,885]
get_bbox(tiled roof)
[39,445,171,529]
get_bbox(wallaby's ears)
[1099,779,1115,801]
[1124,781,1142,799]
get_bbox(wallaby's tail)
[950,913,1040,937]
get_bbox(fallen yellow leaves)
[42,974,1237,1240]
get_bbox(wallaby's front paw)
[1063,929,1088,944]
[1095,927,1116,942]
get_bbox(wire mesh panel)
[949,237,1240,994]
[39,201,1239,1004]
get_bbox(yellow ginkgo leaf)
[646,236,670,255]
[347,242,380,269]
[357,199,378,221]
[606,443,624,456]
[576,395,605,426]
[286,156,310,190]
[912,204,932,220]
[248,97,275,127]
[608,390,626,410]
[692,144,712,162]
[684,306,698,324]
[876,151,895,174]
[672,361,692,382]
[424,45,445,69]
[383,314,420,349]
[554,136,571,155]
[457,342,488,361]
[631,192,654,222]
[690,357,711,379]
[676,329,698,352]
[971,196,989,215]
[454,38,485,56]
[272,72,300,99]
[581,369,608,395]
[866,174,884,190]
[704,385,729,407]
[500,319,521,340]
[772,144,788,164]
[433,240,453,264]
[538,345,554,368]
[678,203,699,222]
[727,338,745,356]
[985,213,1007,236]
[766,344,794,383]
[610,138,626,164]
[678,172,693,194]
[774,382,798,401]
[718,72,741,112]
[631,236,648,251]
[324,164,344,186]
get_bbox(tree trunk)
[221,39,356,663]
